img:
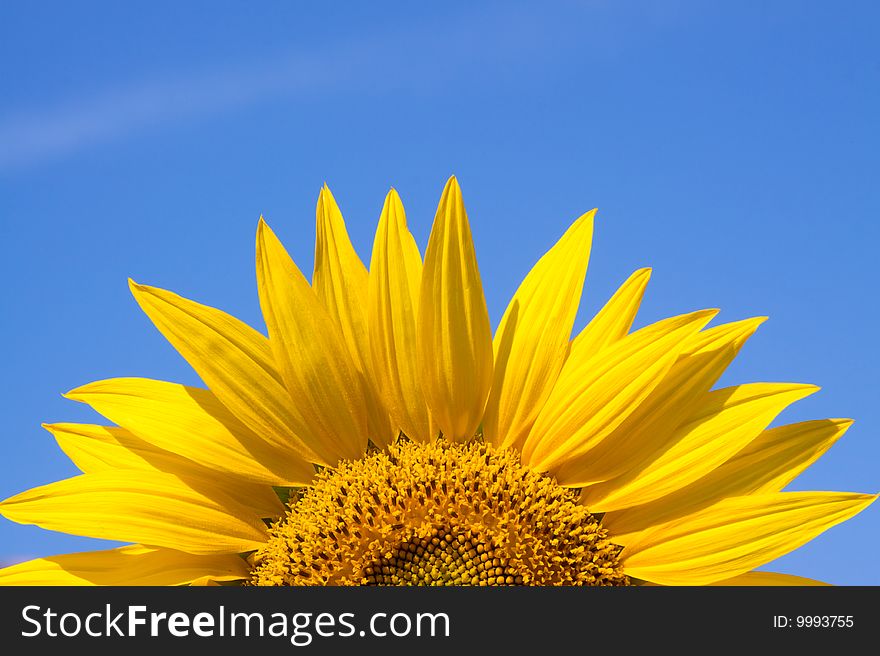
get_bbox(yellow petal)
[583,383,818,512]
[483,211,595,451]
[46,422,284,519]
[570,268,651,357]
[522,309,717,473]
[556,317,765,486]
[313,185,394,446]
[256,218,367,463]
[0,545,248,586]
[709,571,830,586]
[0,471,269,555]
[417,176,494,441]
[64,378,314,486]
[739,418,852,494]
[683,315,767,355]
[51,422,199,474]
[313,184,370,371]
[129,280,322,464]
[620,492,876,586]
[602,418,852,543]
[368,189,434,442]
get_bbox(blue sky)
[1,1,877,584]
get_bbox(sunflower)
[0,177,874,587]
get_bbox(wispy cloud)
[0,48,356,172]
[0,6,555,172]
[0,555,30,567]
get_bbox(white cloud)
[0,6,555,172]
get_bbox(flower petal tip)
[317,184,335,205]
[443,175,461,195]
[573,209,597,229]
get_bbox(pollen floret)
[251,440,628,586]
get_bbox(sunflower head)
[0,176,874,587]
[251,439,628,586]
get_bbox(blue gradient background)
[1,1,877,584]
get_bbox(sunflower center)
[362,528,522,586]
[250,440,629,586]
